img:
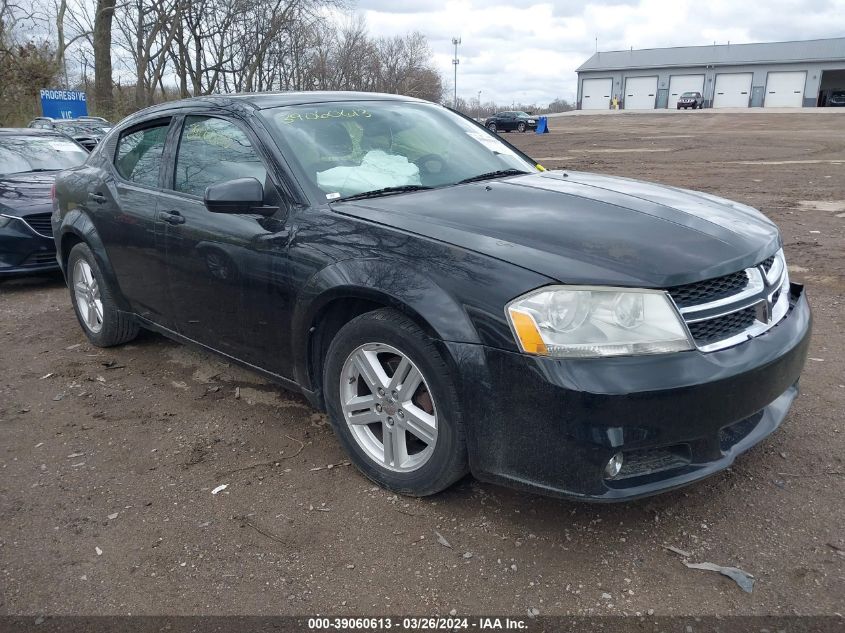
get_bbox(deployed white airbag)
[317,150,421,197]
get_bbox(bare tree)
[93,0,116,115]
[54,0,91,86]
[114,0,179,107]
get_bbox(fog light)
[604,452,623,479]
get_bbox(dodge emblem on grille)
[755,298,772,324]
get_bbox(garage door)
[713,73,752,108]
[668,74,704,108]
[765,71,806,107]
[582,78,612,110]
[624,76,658,110]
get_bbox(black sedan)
[0,129,89,277]
[53,92,810,501]
[484,111,537,133]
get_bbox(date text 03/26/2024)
[307,617,528,630]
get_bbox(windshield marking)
[281,109,372,125]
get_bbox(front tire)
[323,308,468,496]
[487,123,497,133]
[517,122,526,132]
[67,243,138,347]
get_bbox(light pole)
[452,37,461,110]
[477,90,482,118]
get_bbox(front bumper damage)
[446,283,811,501]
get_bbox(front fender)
[291,258,481,388]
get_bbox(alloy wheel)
[73,259,104,333]
[339,343,438,472]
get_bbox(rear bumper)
[0,221,58,277]
[447,283,811,501]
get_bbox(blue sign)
[39,89,89,119]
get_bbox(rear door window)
[115,122,170,187]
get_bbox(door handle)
[159,210,185,225]
[89,192,107,204]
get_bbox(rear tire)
[67,243,138,347]
[323,308,468,496]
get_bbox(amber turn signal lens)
[508,309,548,355]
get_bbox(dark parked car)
[676,91,704,109]
[484,111,537,133]
[827,91,845,107]
[0,129,88,277]
[53,92,810,500]
[29,117,112,151]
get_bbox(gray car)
[28,117,112,151]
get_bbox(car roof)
[0,127,68,136]
[50,119,106,124]
[125,91,427,121]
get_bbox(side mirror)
[204,177,268,215]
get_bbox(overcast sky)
[351,0,845,106]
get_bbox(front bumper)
[447,283,811,501]
[0,220,59,277]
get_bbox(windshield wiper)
[336,185,433,202]
[457,169,530,185]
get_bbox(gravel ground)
[1,111,843,618]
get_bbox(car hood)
[0,171,55,216]
[335,170,780,288]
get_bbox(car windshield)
[0,135,88,176]
[515,111,531,117]
[261,101,536,200]
[681,92,698,97]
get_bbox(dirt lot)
[1,111,843,618]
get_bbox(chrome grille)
[687,306,756,346]
[669,249,790,352]
[22,213,53,237]
[668,270,749,309]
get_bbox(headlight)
[506,286,693,358]
[0,213,18,229]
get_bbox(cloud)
[350,0,845,105]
